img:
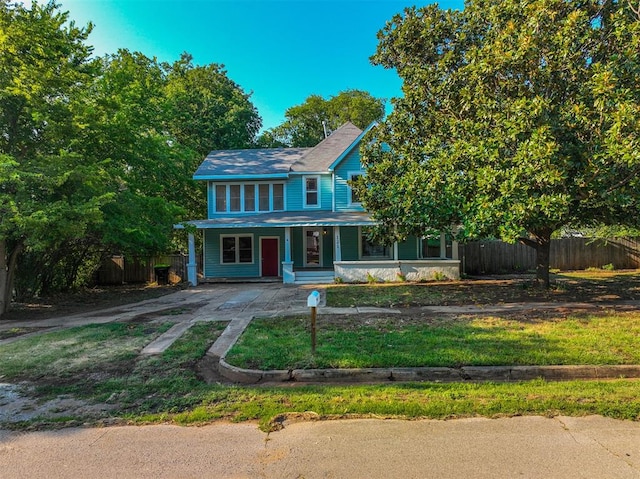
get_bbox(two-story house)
[179,122,460,285]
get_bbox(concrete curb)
[217,361,640,384]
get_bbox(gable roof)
[290,122,363,172]
[193,121,366,180]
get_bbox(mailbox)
[307,290,320,308]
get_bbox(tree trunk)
[0,240,8,317]
[0,239,24,319]
[534,233,551,288]
[519,229,552,288]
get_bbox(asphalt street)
[2,416,640,478]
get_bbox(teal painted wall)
[286,174,332,211]
[203,228,285,278]
[292,227,303,267]
[398,236,420,260]
[334,147,365,212]
[340,227,360,261]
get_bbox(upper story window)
[304,176,320,208]
[348,171,364,205]
[213,183,284,213]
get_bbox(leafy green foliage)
[259,89,385,147]
[359,0,640,287]
[0,3,263,309]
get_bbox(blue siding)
[203,228,285,278]
[334,148,365,212]
[287,174,332,212]
[287,176,303,211]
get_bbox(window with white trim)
[348,171,364,205]
[303,176,320,208]
[221,235,253,264]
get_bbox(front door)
[304,228,322,267]
[261,237,279,277]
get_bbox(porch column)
[440,233,447,259]
[282,227,295,284]
[187,233,197,286]
[393,242,398,261]
[334,227,342,262]
[284,227,292,262]
[452,240,459,260]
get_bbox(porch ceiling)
[176,211,375,229]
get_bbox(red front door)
[261,238,279,277]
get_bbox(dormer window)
[304,176,320,208]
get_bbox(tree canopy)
[357,0,640,286]
[0,1,263,315]
[259,89,385,147]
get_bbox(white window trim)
[220,234,254,265]
[303,175,321,208]
[347,170,365,207]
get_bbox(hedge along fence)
[96,255,188,285]
[460,237,640,275]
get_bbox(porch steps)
[294,270,335,285]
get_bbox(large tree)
[358,0,640,287]
[0,1,112,315]
[260,89,385,147]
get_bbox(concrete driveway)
[2,416,639,478]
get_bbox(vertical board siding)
[460,238,640,274]
[96,255,188,284]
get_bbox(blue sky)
[59,0,464,131]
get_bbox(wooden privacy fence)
[96,255,188,285]
[460,237,640,275]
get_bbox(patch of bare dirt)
[2,283,187,323]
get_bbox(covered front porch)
[179,212,460,285]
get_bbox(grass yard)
[0,315,639,431]
[325,271,640,307]
[225,311,640,370]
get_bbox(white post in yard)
[307,290,320,355]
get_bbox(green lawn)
[1,319,639,430]
[225,312,640,370]
[325,271,640,307]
